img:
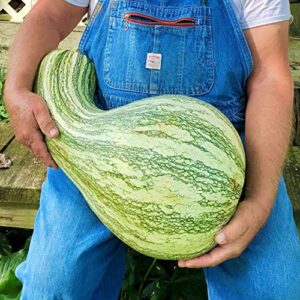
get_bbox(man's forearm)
[244,79,294,211]
[3,1,87,169]
[5,7,62,93]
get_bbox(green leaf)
[152,263,168,278]
[150,283,169,300]
[0,69,5,81]
[121,252,208,300]
[125,249,136,273]
[0,234,12,257]
[0,270,22,296]
[128,270,135,286]
[23,237,31,252]
[0,249,27,297]
[172,273,202,284]
[0,290,21,300]
[0,68,8,120]
[171,271,208,300]
[142,278,160,298]
[124,287,140,300]
[0,230,31,300]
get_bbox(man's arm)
[178,20,293,268]
[4,0,87,168]
[243,21,293,206]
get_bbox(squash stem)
[138,258,157,295]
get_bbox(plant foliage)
[120,249,208,300]
[0,228,32,300]
[0,69,8,120]
[0,229,208,299]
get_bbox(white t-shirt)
[65,0,291,29]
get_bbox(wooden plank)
[0,120,13,151]
[0,138,46,206]
[0,204,37,229]
[283,146,300,231]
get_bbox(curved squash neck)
[35,50,101,126]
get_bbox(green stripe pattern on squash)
[35,49,245,260]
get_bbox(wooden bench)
[0,121,45,228]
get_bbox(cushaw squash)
[35,49,245,260]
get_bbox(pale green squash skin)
[35,49,245,260]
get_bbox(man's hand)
[178,198,270,268]
[3,0,87,169]
[178,20,293,269]
[4,89,59,169]
[4,0,88,96]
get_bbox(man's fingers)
[215,222,248,245]
[30,132,58,169]
[215,204,249,245]
[4,89,59,169]
[178,200,271,269]
[178,244,243,268]
[33,102,59,138]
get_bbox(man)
[4,0,300,299]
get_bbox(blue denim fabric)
[204,177,300,300]
[16,168,125,300]
[15,0,300,299]
[79,0,252,131]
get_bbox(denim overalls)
[79,0,252,131]
[16,1,300,299]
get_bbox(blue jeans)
[16,168,125,300]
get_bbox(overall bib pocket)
[103,1,215,95]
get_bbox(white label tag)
[146,53,162,70]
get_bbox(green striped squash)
[35,49,245,260]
